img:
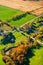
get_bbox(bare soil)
[0,0,43,15]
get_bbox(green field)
[13,31,26,42]
[0,5,36,27]
[30,47,43,65]
[8,13,36,27]
[39,26,43,31]
[0,54,5,65]
[0,5,23,21]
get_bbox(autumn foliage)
[3,43,29,65]
[2,36,38,65]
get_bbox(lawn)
[30,47,43,65]
[13,31,26,41]
[0,5,23,21]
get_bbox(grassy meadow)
[0,5,23,21]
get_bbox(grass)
[0,31,27,48]
[0,5,36,27]
[0,36,3,40]
[0,45,6,65]
[0,33,43,65]
[13,31,26,42]
[8,13,36,27]
[39,17,43,21]
[0,44,43,65]
[0,54,5,65]
[0,5,23,21]
[30,47,43,65]
[40,38,43,42]
[0,5,43,65]
[39,26,43,31]
[1,23,13,32]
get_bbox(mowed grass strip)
[0,5,23,21]
[9,13,36,27]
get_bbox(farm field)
[0,5,36,27]
[9,13,36,27]
[0,5,23,21]
[0,4,43,65]
[0,0,43,16]
[30,47,43,65]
